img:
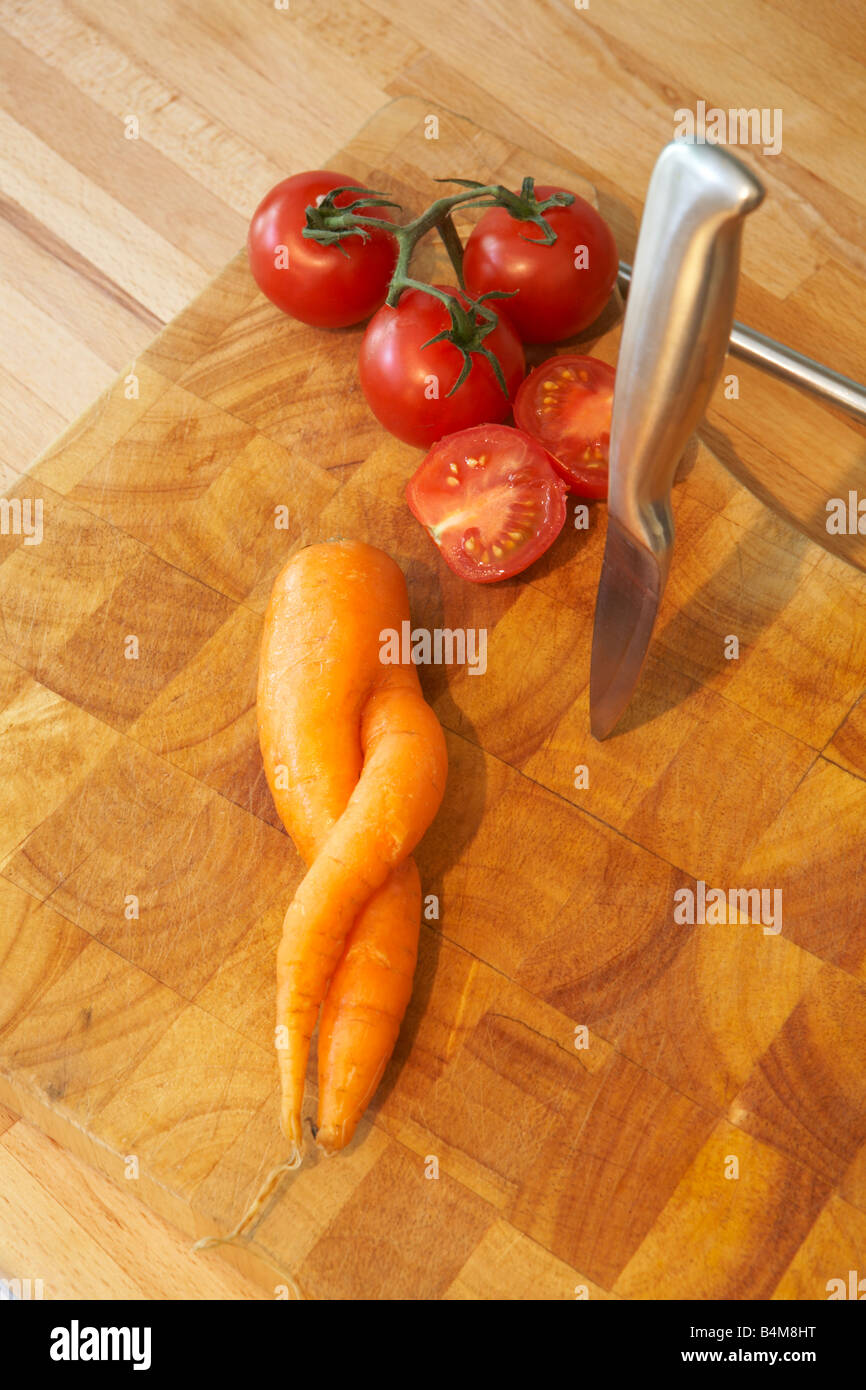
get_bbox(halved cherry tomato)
[513,354,615,499]
[406,424,567,583]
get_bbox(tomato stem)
[303,179,572,294]
[302,176,575,386]
[434,212,465,286]
[405,283,516,399]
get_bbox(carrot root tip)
[280,1105,305,1152]
[189,1150,302,1255]
[315,1124,347,1156]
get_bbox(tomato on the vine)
[247,170,397,328]
[463,187,618,344]
[359,287,525,449]
[406,424,567,583]
[513,354,615,499]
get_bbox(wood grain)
[3,0,866,1300]
[0,1117,268,1299]
[3,97,866,1300]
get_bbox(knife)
[616,261,866,425]
[589,141,764,740]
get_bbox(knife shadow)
[608,423,811,736]
[703,417,866,575]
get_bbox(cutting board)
[3,96,866,1302]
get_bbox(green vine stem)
[434,211,466,285]
[302,177,574,396]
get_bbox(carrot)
[316,858,421,1153]
[257,540,447,1156]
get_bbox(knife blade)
[590,141,764,740]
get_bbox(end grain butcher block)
[3,97,866,1301]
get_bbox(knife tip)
[589,702,615,742]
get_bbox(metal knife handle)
[610,142,764,578]
[617,261,866,424]
[728,323,866,421]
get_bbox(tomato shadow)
[522,283,626,376]
[526,497,604,586]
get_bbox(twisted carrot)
[257,540,447,1155]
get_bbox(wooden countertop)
[2,0,865,1301]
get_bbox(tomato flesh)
[406,424,567,583]
[513,354,615,499]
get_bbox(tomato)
[513,354,615,499]
[406,424,567,582]
[247,170,397,328]
[463,187,618,344]
[359,287,525,449]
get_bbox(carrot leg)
[316,858,421,1154]
[275,685,446,1148]
[275,851,388,1148]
